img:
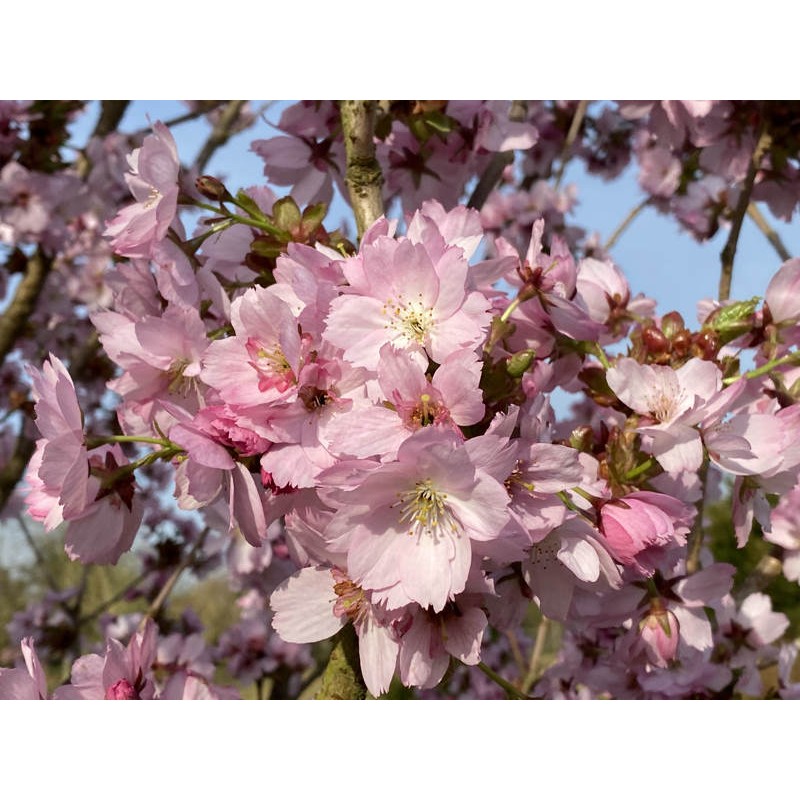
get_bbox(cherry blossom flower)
[324,233,490,371]
[105,121,180,258]
[324,428,510,613]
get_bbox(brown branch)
[718,126,772,301]
[604,197,650,251]
[193,100,248,174]
[137,528,209,632]
[0,429,35,513]
[747,202,792,262]
[685,460,710,575]
[129,101,228,141]
[553,100,589,191]
[93,101,130,139]
[0,247,53,366]
[339,100,384,240]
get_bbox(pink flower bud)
[104,679,139,700]
[638,603,680,668]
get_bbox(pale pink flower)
[325,428,510,613]
[0,638,49,700]
[105,121,180,257]
[270,565,400,697]
[25,353,88,520]
[606,357,724,474]
[201,286,302,407]
[522,517,621,621]
[324,233,491,371]
[93,303,209,410]
[765,258,800,325]
[326,344,484,460]
[398,597,488,690]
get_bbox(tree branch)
[0,247,53,366]
[718,126,772,301]
[315,625,367,700]
[193,100,248,174]
[93,101,130,139]
[604,197,650,251]
[0,429,35,513]
[553,100,589,191]
[747,202,792,262]
[339,100,384,240]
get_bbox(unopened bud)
[506,349,536,378]
[195,175,230,202]
[642,325,670,355]
[569,425,593,452]
[661,311,685,339]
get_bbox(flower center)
[384,294,434,345]
[143,186,162,210]
[644,388,683,423]
[332,572,367,624]
[397,479,460,540]
[245,337,295,393]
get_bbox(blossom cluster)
[3,102,800,700]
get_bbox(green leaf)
[234,189,267,221]
[301,202,327,234]
[272,197,302,231]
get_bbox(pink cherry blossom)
[105,121,180,258]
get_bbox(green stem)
[722,352,799,385]
[192,200,284,238]
[86,434,174,448]
[500,296,522,324]
[521,617,550,693]
[592,342,611,370]
[624,457,657,482]
[477,662,533,700]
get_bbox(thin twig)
[477,661,534,700]
[521,617,550,693]
[686,460,710,575]
[604,197,650,251]
[137,528,209,632]
[339,100,384,240]
[553,100,589,191]
[719,125,772,301]
[0,430,35,514]
[16,514,60,593]
[193,100,248,174]
[747,202,792,262]
[129,101,228,140]
[77,572,148,627]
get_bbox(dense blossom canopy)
[1,100,800,700]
